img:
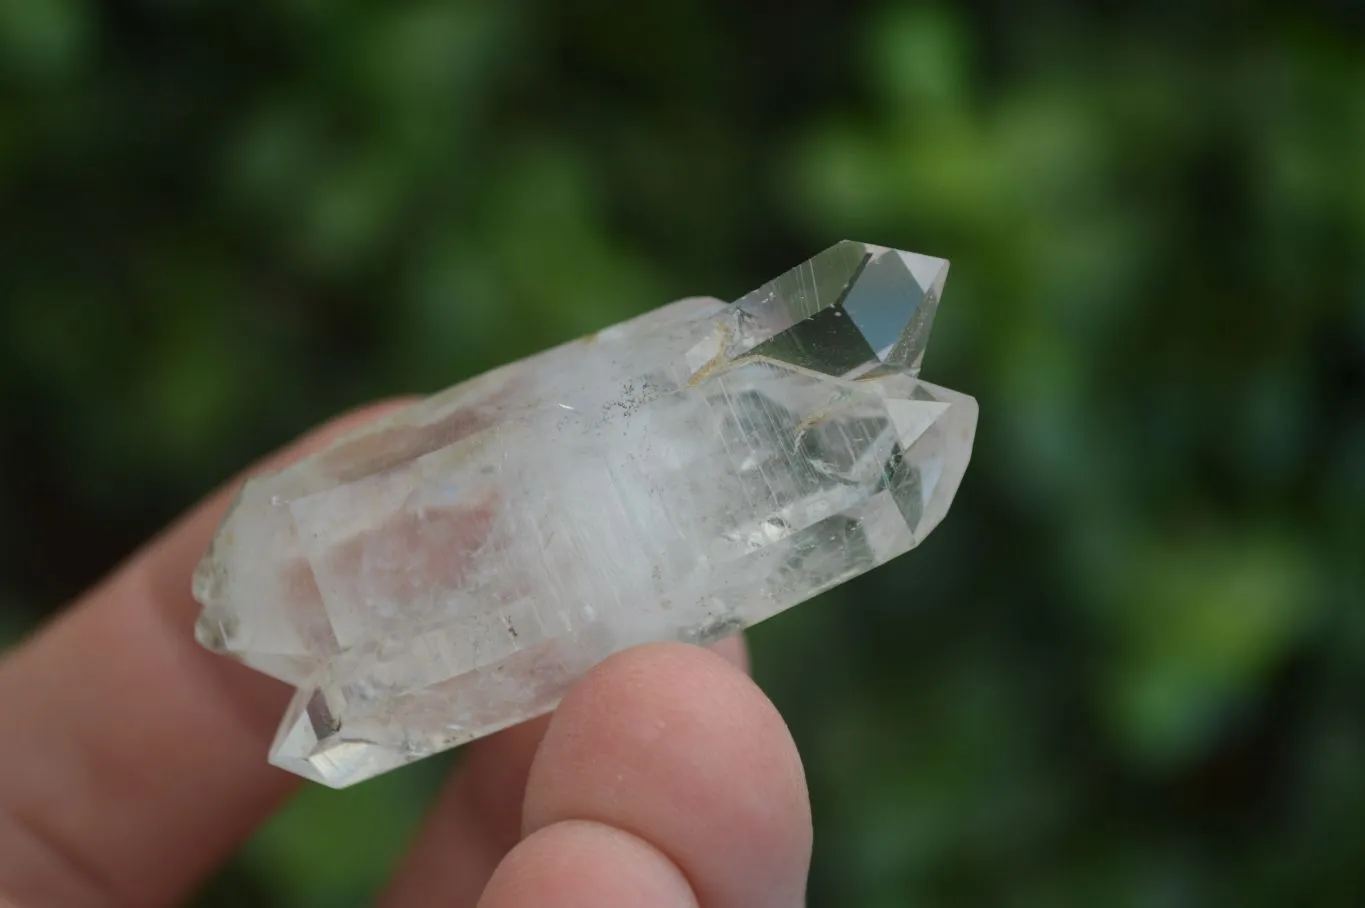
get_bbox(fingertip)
[385,639,748,908]
[523,642,811,908]
[478,820,697,908]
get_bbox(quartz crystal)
[193,241,978,787]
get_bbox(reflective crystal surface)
[193,241,978,787]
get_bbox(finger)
[379,636,749,908]
[379,715,552,908]
[0,401,410,908]
[477,821,697,908]
[521,643,810,908]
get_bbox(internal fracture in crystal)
[192,241,979,787]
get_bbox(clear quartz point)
[192,241,978,787]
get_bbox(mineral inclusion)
[193,241,978,787]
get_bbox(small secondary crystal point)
[193,240,977,787]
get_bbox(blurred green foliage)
[3,1,1364,905]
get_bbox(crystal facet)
[193,241,978,787]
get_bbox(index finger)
[0,402,408,908]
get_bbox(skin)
[0,403,813,908]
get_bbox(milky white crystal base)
[193,242,977,787]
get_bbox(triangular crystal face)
[268,685,418,786]
[730,240,948,378]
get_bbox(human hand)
[0,403,813,907]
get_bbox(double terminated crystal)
[193,241,978,787]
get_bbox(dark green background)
[3,1,1364,905]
